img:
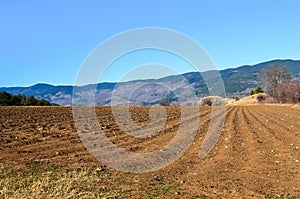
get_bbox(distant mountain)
[1,59,299,106]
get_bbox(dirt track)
[1,105,300,198]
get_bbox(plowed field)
[1,105,300,198]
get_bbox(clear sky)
[1,0,300,87]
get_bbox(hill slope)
[0,59,299,105]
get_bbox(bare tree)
[274,82,300,103]
[261,64,292,97]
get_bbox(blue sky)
[1,0,300,87]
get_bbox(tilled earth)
[0,105,300,198]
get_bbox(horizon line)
[1,58,298,88]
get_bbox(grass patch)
[0,166,182,198]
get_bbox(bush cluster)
[256,94,275,104]
[0,91,52,106]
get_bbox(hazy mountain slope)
[1,59,299,106]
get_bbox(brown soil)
[1,105,300,198]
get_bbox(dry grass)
[0,166,182,199]
[1,168,108,198]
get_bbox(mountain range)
[1,59,299,106]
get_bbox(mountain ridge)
[1,59,299,106]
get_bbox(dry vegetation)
[1,106,300,198]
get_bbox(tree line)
[0,91,53,106]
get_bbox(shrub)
[159,100,170,106]
[256,94,276,104]
[197,96,226,106]
[202,98,212,106]
[256,94,267,103]
[37,99,51,106]
[250,86,264,95]
[25,96,38,106]
[263,97,277,104]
